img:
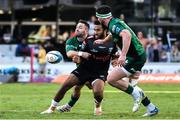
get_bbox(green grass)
[0,83,180,119]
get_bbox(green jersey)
[66,36,83,66]
[108,18,145,57]
[66,36,83,53]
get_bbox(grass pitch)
[0,83,180,119]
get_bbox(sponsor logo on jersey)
[98,46,106,49]
[108,47,113,53]
[90,49,98,53]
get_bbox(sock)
[131,86,141,99]
[68,95,79,107]
[141,97,150,106]
[94,99,101,108]
[50,99,58,110]
[147,103,156,111]
[125,85,134,94]
[51,99,58,107]
[141,97,156,111]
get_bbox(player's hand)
[81,52,91,59]
[129,71,141,79]
[117,55,126,66]
[72,55,81,63]
[115,51,120,57]
[111,58,118,67]
[94,39,104,44]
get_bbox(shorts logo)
[74,71,79,74]
[130,68,136,73]
[108,47,113,53]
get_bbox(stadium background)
[0,0,180,119]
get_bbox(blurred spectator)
[158,40,168,62]
[147,38,160,62]
[28,25,52,43]
[119,13,128,24]
[87,15,97,35]
[3,28,12,43]
[171,42,180,62]
[137,31,149,51]
[38,43,46,77]
[15,39,30,57]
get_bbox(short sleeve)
[111,24,123,35]
[66,40,76,53]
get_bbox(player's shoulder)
[66,36,77,44]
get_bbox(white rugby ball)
[46,51,62,64]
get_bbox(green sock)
[124,85,134,94]
[68,96,79,107]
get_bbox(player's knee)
[107,75,115,85]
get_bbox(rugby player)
[41,20,117,116]
[95,5,159,117]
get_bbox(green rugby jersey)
[108,18,145,57]
[66,36,83,53]
[66,36,83,66]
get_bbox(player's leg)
[128,74,159,116]
[40,73,79,114]
[91,79,105,115]
[57,85,84,112]
[107,66,144,112]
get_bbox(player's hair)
[94,20,101,25]
[94,20,106,30]
[96,5,112,18]
[78,19,89,29]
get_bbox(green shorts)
[124,53,146,74]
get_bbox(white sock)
[131,87,140,99]
[147,103,156,111]
[50,99,58,108]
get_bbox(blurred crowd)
[0,15,180,63]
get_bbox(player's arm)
[94,34,112,44]
[117,29,131,66]
[66,50,91,60]
[66,41,91,60]
[119,29,131,57]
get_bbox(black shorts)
[71,66,107,85]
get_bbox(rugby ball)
[46,51,62,64]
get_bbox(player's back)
[108,18,145,58]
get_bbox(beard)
[95,34,104,39]
[75,32,83,37]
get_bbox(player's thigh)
[107,66,127,82]
[61,74,79,88]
